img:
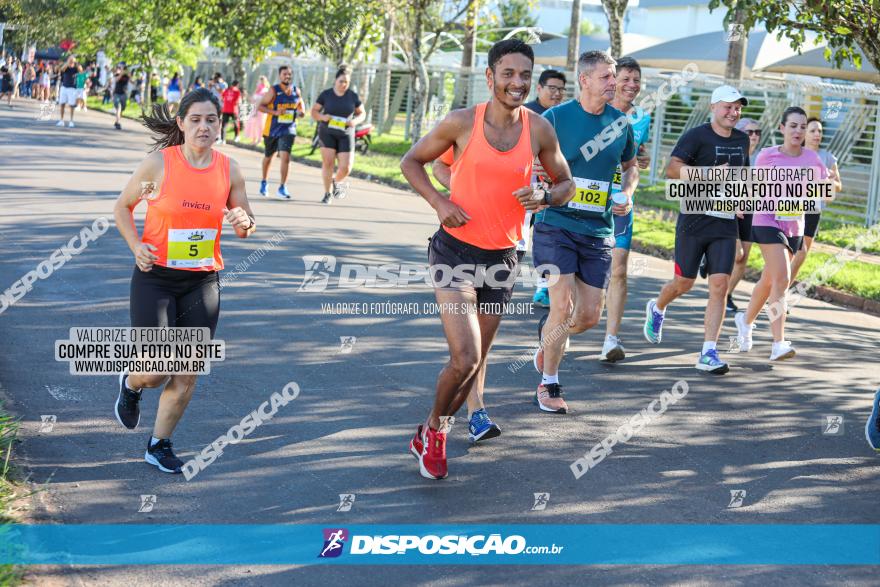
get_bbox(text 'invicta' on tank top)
[142,145,230,271]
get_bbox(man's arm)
[613,157,639,216]
[532,115,574,207]
[400,110,471,227]
[666,155,688,179]
[431,159,451,190]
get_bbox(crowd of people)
[12,39,868,478]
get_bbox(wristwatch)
[543,189,552,206]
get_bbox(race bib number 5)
[569,178,609,213]
[166,228,217,269]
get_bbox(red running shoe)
[419,425,448,480]
[409,424,424,459]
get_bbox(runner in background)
[112,66,130,130]
[725,117,762,314]
[258,65,304,200]
[734,107,827,361]
[311,65,365,205]
[166,72,182,113]
[400,39,574,479]
[600,56,651,363]
[789,117,843,287]
[112,88,256,474]
[220,80,243,144]
[531,50,637,412]
[56,55,78,128]
[524,69,567,308]
[643,85,750,374]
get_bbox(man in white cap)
[642,84,750,374]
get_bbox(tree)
[708,0,880,74]
[285,0,386,65]
[567,0,581,70]
[394,0,473,141]
[600,0,628,59]
[560,19,604,37]
[724,8,747,80]
[201,0,285,90]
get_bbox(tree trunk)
[410,1,428,142]
[603,1,626,59]
[143,55,153,114]
[378,9,394,131]
[231,56,246,91]
[454,0,478,109]
[724,9,748,81]
[567,0,582,71]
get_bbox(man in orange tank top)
[400,39,575,480]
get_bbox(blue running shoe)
[695,348,729,374]
[259,180,268,197]
[532,288,550,308]
[866,390,880,452]
[643,299,664,344]
[276,184,291,200]
[468,409,501,443]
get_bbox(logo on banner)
[318,528,348,558]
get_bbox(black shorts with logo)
[674,232,736,278]
[427,228,518,314]
[264,134,294,157]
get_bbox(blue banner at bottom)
[0,524,877,565]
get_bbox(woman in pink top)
[244,75,270,144]
[735,106,828,362]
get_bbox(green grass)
[0,401,21,585]
[631,209,880,301]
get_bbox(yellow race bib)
[166,228,217,269]
[569,178,609,213]
[328,116,348,131]
[278,112,294,124]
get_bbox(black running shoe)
[115,372,142,429]
[698,254,708,279]
[321,192,332,205]
[726,295,738,313]
[145,438,184,474]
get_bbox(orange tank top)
[445,102,533,250]
[142,145,230,271]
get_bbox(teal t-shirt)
[75,72,88,89]
[537,100,636,238]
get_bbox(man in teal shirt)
[531,50,638,414]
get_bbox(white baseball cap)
[711,85,748,106]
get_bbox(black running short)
[751,226,803,255]
[674,233,736,278]
[804,212,821,239]
[130,265,220,337]
[318,126,353,153]
[737,213,753,243]
[427,228,518,313]
[264,134,294,157]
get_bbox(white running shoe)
[769,340,796,362]
[68,121,75,128]
[600,336,625,363]
[734,312,753,352]
[56,120,64,126]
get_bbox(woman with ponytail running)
[112,88,256,474]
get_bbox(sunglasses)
[543,85,565,94]
[745,129,762,136]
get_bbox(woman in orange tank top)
[112,88,256,475]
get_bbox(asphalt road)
[0,101,878,586]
